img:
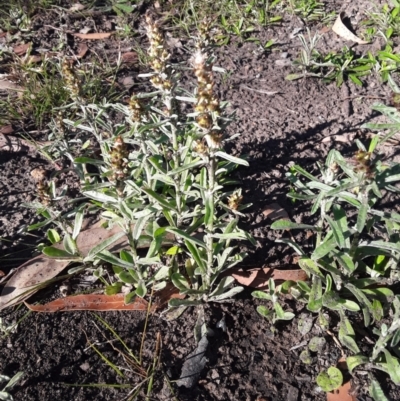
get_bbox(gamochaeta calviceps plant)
[40,13,254,312]
[271,100,400,396]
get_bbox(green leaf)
[274,302,295,320]
[252,291,272,300]
[168,298,201,307]
[369,375,390,401]
[142,188,178,212]
[307,277,322,313]
[357,194,369,233]
[97,250,133,269]
[322,291,342,311]
[119,271,136,284]
[135,280,147,298]
[184,240,206,274]
[204,192,214,227]
[167,159,203,175]
[256,305,271,319]
[299,349,313,364]
[171,273,190,291]
[298,314,313,335]
[210,276,235,297]
[47,229,60,244]
[379,349,400,385]
[308,336,326,352]
[73,211,84,240]
[63,233,77,256]
[0,391,13,401]
[270,220,317,230]
[42,246,81,260]
[166,227,206,249]
[298,257,325,279]
[316,367,343,392]
[85,232,126,260]
[105,282,123,295]
[74,157,104,165]
[210,286,243,301]
[332,250,355,274]
[214,151,249,166]
[346,354,369,373]
[83,190,117,204]
[312,232,337,260]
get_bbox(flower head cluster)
[227,189,243,211]
[145,13,172,91]
[128,95,145,122]
[193,50,223,149]
[31,167,51,206]
[61,60,80,101]
[110,136,128,185]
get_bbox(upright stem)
[205,154,216,289]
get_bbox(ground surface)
[1,1,400,400]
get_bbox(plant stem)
[205,153,216,289]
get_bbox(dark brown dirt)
[1,1,400,400]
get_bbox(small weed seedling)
[272,103,400,397]
[287,30,373,86]
[252,278,294,329]
[286,0,335,23]
[362,0,400,42]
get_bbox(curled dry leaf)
[332,13,368,44]
[71,32,113,40]
[0,255,70,310]
[231,266,307,289]
[25,294,153,312]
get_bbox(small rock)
[80,362,90,371]
[210,370,219,380]
[287,384,299,401]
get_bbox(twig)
[239,84,281,95]
[341,95,387,101]
[326,329,346,359]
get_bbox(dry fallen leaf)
[231,266,307,289]
[0,125,13,134]
[69,2,86,12]
[0,79,24,92]
[0,223,176,310]
[332,13,368,44]
[13,43,31,55]
[76,43,88,58]
[0,255,70,310]
[121,52,138,64]
[0,134,37,152]
[27,54,43,63]
[71,32,113,40]
[262,203,290,222]
[25,294,153,312]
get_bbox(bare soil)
[1,1,400,400]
